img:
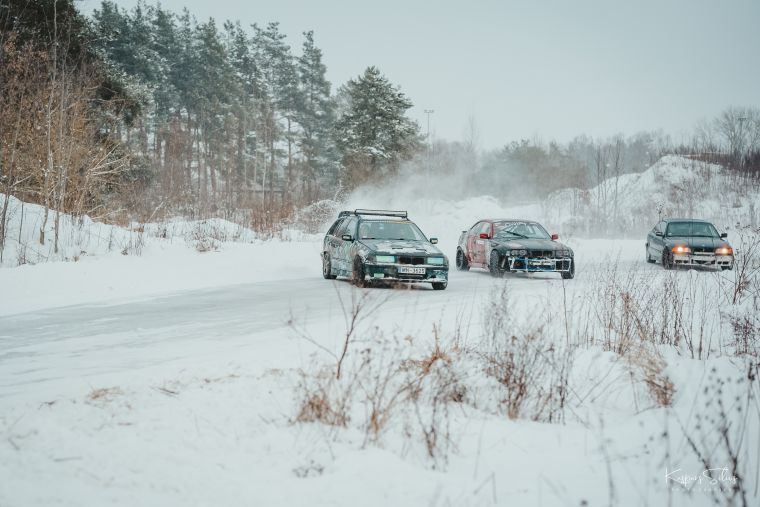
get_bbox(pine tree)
[297,31,338,197]
[334,66,421,188]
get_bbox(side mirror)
[721,232,727,239]
[430,238,438,244]
[655,231,663,237]
[341,234,353,241]
[479,233,490,239]
[551,233,559,241]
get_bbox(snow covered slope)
[544,155,760,237]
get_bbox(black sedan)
[322,209,449,290]
[645,218,734,270]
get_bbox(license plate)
[398,266,425,274]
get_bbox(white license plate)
[398,266,426,274]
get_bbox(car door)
[650,221,665,257]
[336,217,358,273]
[466,222,483,265]
[473,222,491,265]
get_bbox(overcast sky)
[80,0,760,150]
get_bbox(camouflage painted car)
[456,219,574,279]
[322,209,449,290]
[645,218,734,270]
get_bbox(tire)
[322,253,337,279]
[352,257,368,288]
[561,258,575,280]
[455,248,470,271]
[432,282,447,290]
[645,245,655,263]
[662,249,673,270]
[489,250,503,278]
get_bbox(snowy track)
[3,238,744,507]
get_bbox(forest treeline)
[0,0,422,250]
[1,0,759,255]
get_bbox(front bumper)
[672,253,733,268]
[363,262,449,283]
[507,256,573,273]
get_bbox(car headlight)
[557,249,569,257]
[519,249,527,256]
[671,245,691,254]
[715,246,733,255]
[427,257,445,265]
[375,255,396,263]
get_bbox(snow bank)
[544,155,760,236]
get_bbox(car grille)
[692,247,713,254]
[398,256,425,265]
[528,250,555,258]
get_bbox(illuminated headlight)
[375,255,396,263]
[671,245,691,254]
[427,257,445,265]
[715,247,733,256]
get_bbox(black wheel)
[489,250,503,278]
[561,258,575,280]
[353,257,368,287]
[432,282,447,290]
[455,248,470,271]
[645,245,655,264]
[661,250,673,270]
[322,253,337,279]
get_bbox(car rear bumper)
[672,253,733,268]
[507,256,573,273]
[363,262,449,283]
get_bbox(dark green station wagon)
[322,209,449,289]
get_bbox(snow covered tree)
[334,66,421,189]
[297,31,338,197]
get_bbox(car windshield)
[358,220,427,241]
[494,222,551,240]
[665,221,720,238]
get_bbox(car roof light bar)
[339,209,408,219]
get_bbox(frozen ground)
[1,233,757,506]
[1,156,758,506]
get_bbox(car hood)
[492,238,568,251]
[665,236,730,249]
[359,239,443,256]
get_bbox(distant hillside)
[544,155,760,237]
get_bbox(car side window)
[479,222,492,237]
[340,217,358,239]
[327,218,344,236]
[469,222,482,236]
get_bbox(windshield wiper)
[499,231,529,239]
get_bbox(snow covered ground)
[1,157,759,506]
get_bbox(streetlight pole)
[424,109,434,146]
